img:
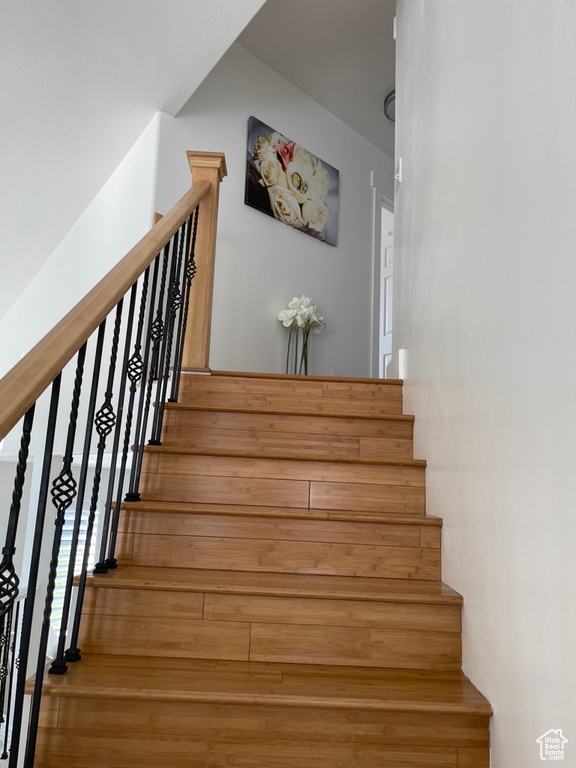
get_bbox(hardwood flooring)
[32,372,491,767]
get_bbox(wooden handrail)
[0,180,212,442]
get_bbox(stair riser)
[142,452,424,486]
[162,408,414,461]
[139,474,426,514]
[116,511,440,579]
[35,734,490,768]
[118,510,439,548]
[40,696,490,745]
[118,533,440,579]
[37,699,489,768]
[140,453,426,515]
[80,587,461,670]
[178,375,404,417]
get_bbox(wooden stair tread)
[122,500,441,526]
[167,402,414,421]
[87,566,463,605]
[37,655,491,715]
[166,401,416,422]
[144,444,427,468]
[209,370,404,385]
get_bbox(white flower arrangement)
[277,296,325,374]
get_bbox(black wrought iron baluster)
[106,268,150,567]
[168,213,193,403]
[49,336,99,675]
[0,605,13,734]
[65,301,124,661]
[94,284,139,574]
[3,601,20,762]
[0,609,11,726]
[0,618,5,726]
[0,406,35,624]
[156,221,187,419]
[8,377,61,768]
[127,241,173,498]
[149,226,183,445]
[171,206,200,403]
[149,242,170,382]
[125,253,161,502]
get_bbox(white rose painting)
[245,116,339,246]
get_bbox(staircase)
[33,370,491,767]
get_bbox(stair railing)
[0,151,226,767]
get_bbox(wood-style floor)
[33,371,491,767]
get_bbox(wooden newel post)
[182,151,227,370]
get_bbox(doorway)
[379,200,394,378]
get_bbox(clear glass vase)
[285,326,311,375]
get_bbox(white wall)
[394,2,576,766]
[0,113,161,578]
[0,113,160,380]
[155,44,394,377]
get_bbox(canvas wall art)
[245,116,339,246]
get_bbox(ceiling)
[238,0,396,158]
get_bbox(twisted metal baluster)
[168,214,193,403]
[94,284,139,573]
[0,607,11,726]
[65,302,124,660]
[147,233,178,446]
[127,246,171,498]
[9,376,61,767]
[152,222,187,434]
[149,242,170,382]
[0,407,35,622]
[3,601,20,764]
[106,269,150,567]
[149,226,183,445]
[49,336,100,675]
[26,344,86,768]
[171,206,200,403]
[0,610,11,730]
[125,253,161,502]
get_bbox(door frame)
[370,191,394,378]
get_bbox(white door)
[379,206,394,378]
